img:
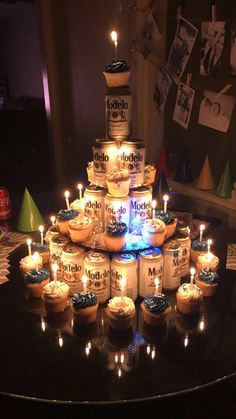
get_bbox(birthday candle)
[27,238,32,257]
[207,239,212,253]
[64,191,70,209]
[82,275,88,293]
[50,216,56,226]
[152,200,156,219]
[39,225,44,245]
[77,183,83,200]
[190,267,195,285]
[52,263,58,282]
[199,224,205,242]
[163,195,169,214]
[154,277,159,295]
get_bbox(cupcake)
[31,242,49,264]
[190,239,208,262]
[103,59,130,87]
[106,296,135,330]
[176,283,203,315]
[195,253,219,272]
[144,164,156,185]
[44,224,60,245]
[42,280,69,314]
[142,218,166,247]
[195,269,219,297]
[57,209,79,235]
[68,216,93,243]
[155,210,177,239]
[71,292,98,325]
[25,267,50,298]
[103,220,128,251]
[141,293,170,327]
[19,253,43,278]
[106,168,130,197]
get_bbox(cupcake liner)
[103,71,130,87]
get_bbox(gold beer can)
[61,244,85,295]
[84,184,107,227]
[84,251,110,303]
[138,247,163,297]
[92,139,118,187]
[111,252,138,301]
[119,139,145,188]
[104,193,130,228]
[162,239,181,290]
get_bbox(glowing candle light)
[115,354,119,364]
[33,252,40,272]
[199,224,205,242]
[120,277,126,297]
[163,195,169,214]
[154,277,159,295]
[190,267,195,285]
[147,344,151,355]
[184,334,189,348]
[39,225,44,245]
[50,215,56,226]
[207,239,212,253]
[82,275,88,293]
[120,353,124,364]
[77,183,83,200]
[41,316,46,332]
[152,200,156,219]
[64,190,70,209]
[207,252,213,271]
[27,238,32,257]
[199,318,205,331]
[111,30,118,60]
[151,348,156,360]
[118,368,122,378]
[52,263,58,282]
[58,331,63,348]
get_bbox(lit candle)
[190,267,195,285]
[50,215,56,226]
[207,252,213,271]
[152,200,157,219]
[184,334,189,348]
[154,277,159,295]
[64,190,70,209]
[163,195,169,214]
[41,316,46,332]
[199,224,205,242]
[207,239,212,253]
[111,30,118,60]
[82,275,88,293]
[39,225,44,245]
[58,331,63,348]
[33,252,40,272]
[52,263,58,282]
[120,277,126,297]
[27,238,32,257]
[77,183,83,200]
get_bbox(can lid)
[94,138,117,146]
[130,185,152,195]
[122,139,144,147]
[139,247,162,259]
[106,193,128,199]
[163,239,179,250]
[85,184,105,192]
[62,243,85,256]
[113,252,137,264]
[85,251,109,263]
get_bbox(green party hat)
[216,162,232,199]
[17,187,45,232]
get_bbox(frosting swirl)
[106,168,130,182]
[196,253,219,270]
[20,254,43,270]
[43,281,69,299]
[106,220,127,237]
[143,218,166,233]
[198,269,219,284]
[25,268,49,284]
[155,210,175,225]
[177,283,203,301]
[68,216,92,230]
[143,294,169,314]
[107,296,135,316]
[57,209,78,221]
[191,239,207,251]
[72,292,97,309]
[105,60,129,73]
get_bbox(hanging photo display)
[153,66,172,115]
[173,82,195,129]
[200,21,225,77]
[230,20,236,76]
[135,9,162,59]
[166,17,198,84]
[198,90,235,133]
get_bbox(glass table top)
[0,194,236,404]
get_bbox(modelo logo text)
[94,152,109,162]
[106,206,126,215]
[106,98,128,109]
[63,264,82,273]
[111,270,122,281]
[121,152,143,162]
[131,201,150,210]
[85,200,101,209]
[85,269,110,280]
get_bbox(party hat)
[153,170,170,205]
[216,162,232,199]
[17,187,45,232]
[157,147,170,177]
[195,156,215,190]
[174,158,194,183]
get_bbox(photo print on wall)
[198,90,235,133]
[230,20,236,76]
[173,82,195,129]
[166,17,198,84]
[153,66,172,115]
[200,21,226,77]
[135,9,162,59]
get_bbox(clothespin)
[176,6,181,20]
[211,4,217,24]
[214,84,232,101]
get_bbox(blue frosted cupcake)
[195,269,219,297]
[31,242,49,264]
[103,60,130,87]
[25,267,50,297]
[155,210,177,239]
[103,220,128,251]
[71,292,98,324]
[190,239,208,262]
[141,294,170,326]
[57,209,79,235]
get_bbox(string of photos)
[131,0,236,134]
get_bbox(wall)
[165,0,236,184]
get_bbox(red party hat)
[157,147,170,177]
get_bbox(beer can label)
[84,262,110,303]
[105,195,130,227]
[106,94,132,140]
[163,248,181,290]
[139,252,163,297]
[119,145,145,187]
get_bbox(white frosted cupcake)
[106,168,130,197]
[195,253,219,272]
[142,218,166,247]
[42,280,69,313]
[68,216,93,243]
[20,253,43,278]
[106,296,135,330]
[176,283,203,315]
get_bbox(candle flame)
[184,335,189,348]
[50,215,56,224]
[27,238,32,246]
[39,225,44,233]
[111,30,118,42]
[77,183,83,191]
[190,267,195,276]
[52,263,58,274]
[82,275,88,286]
[200,224,205,231]
[163,194,169,202]
[207,239,212,246]
[64,190,70,199]
[152,199,157,209]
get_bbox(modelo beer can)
[105,86,132,141]
[93,139,118,186]
[0,187,11,220]
[61,243,85,295]
[138,247,163,297]
[130,186,152,231]
[84,251,110,303]
[104,193,130,227]
[162,239,181,290]
[119,139,145,188]
[49,234,71,280]
[111,252,138,301]
[84,184,106,227]
[175,229,191,277]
